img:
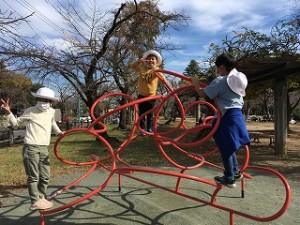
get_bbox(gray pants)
[22,144,50,204]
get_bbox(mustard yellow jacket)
[130,61,165,96]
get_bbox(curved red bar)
[39,69,291,225]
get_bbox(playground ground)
[0,163,299,225]
[1,122,300,224]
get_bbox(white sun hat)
[31,87,59,101]
[143,50,162,66]
[227,68,248,97]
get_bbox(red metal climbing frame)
[39,70,291,225]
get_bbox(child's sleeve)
[5,109,30,127]
[51,114,62,135]
[129,61,141,72]
[203,77,221,99]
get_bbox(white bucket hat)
[227,68,248,97]
[31,87,59,101]
[143,50,162,66]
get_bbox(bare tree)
[0,1,187,134]
[52,82,77,121]
[105,1,188,128]
[0,9,33,37]
[0,9,34,109]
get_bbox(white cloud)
[160,0,294,34]
[158,0,296,72]
[1,0,296,73]
[3,0,294,38]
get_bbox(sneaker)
[234,172,243,181]
[42,198,53,207]
[29,198,53,211]
[214,176,236,188]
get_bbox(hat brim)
[143,50,162,66]
[227,75,247,97]
[31,92,59,101]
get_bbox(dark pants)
[138,95,156,131]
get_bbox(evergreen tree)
[184,60,202,77]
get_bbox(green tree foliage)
[0,66,33,109]
[184,60,202,77]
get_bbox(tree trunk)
[119,96,129,129]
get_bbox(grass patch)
[0,121,224,194]
[1,120,299,195]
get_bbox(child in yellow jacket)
[130,50,165,134]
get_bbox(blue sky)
[159,0,296,73]
[1,0,297,73]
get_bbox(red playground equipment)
[39,70,291,225]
